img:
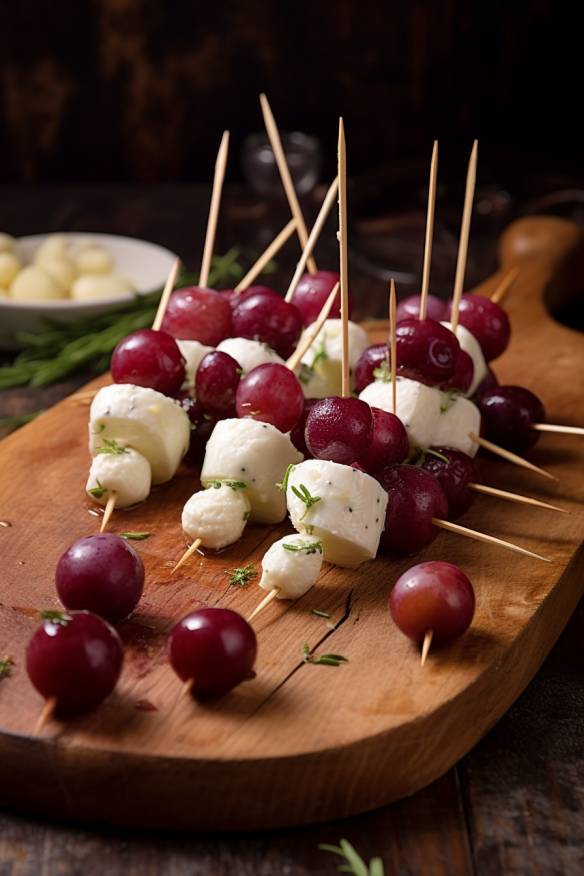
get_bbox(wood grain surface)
[0,216,583,833]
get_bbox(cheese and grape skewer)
[248,534,324,621]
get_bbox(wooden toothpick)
[100,491,117,533]
[389,278,397,415]
[450,140,478,333]
[421,630,433,666]
[420,140,438,320]
[432,517,551,562]
[338,118,350,398]
[199,131,230,289]
[469,433,557,480]
[152,257,181,332]
[248,587,280,622]
[532,423,584,436]
[171,538,203,575]
[259,94,317,273]
[234,218,297,292]
[35,697,56,734]
[284,177,339,302]
[468,482,567,513]
[286,283,339,371]
[490,265,520,306]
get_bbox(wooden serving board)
[0,217,583,831]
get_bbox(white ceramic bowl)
[0,233,178,349]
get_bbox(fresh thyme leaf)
[439,389,462,413]
[226,564,256,588]
[291,483,321,520]
[0,411,41,434]
[373,358,392,382]
[304,524,315,535]
[311,336,328,369]
[0,656,14,679]
[311,609,330,619]
[120,532,151,541]
[283,540,323,555]
[298,363,313,386]
[302,643,348,667]
[319,838,383,876]
[209,479,247,491]
[276,463,295,493]
[88,480,107,499]
[96,438,128,456]
[40,610,71,626]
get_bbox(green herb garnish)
[226,564,256,588]
[302,643,348,667]
[298,363,314,386]
[319,839,384,875]
[439,389,462,413]
[0,656,14,679]
[96,438,128,456]
[283,540,323,555]
[311,336,328,369]
[372,357,392,383]
[209,479,247,491]
[120,532,151,541]
[87,480,107,499]
[40,610,71,626]
[276,463,295,493]
[291,483,321,520]
[311,609,330,619]
[424,447,450,464]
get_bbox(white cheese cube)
[200,418,303,524]
[434,393,481,457]
[298,319,369,397]
[182,482,251,550]
[86,447,151,507]
[259,533,324,599]
[441,321,488,396]
[359,376,442,450]
[89,384,191,484]
[286,459,388,568]
[216,337,285,374]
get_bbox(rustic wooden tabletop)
[0,185,582,875]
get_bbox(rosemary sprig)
[0,250,246,392]
[96,438,128,456]
[291,483,321,520]
[120,532,151,541]
[0,656,14,680]
[283,540,323,555]
[87,480,107,499]
[319,839,384,876]
[276,463,295,493]
[373,358,392,382]
[302,643,348,667]
[311,609,330,619]
[209,479,247,492]
[226,564,256,588]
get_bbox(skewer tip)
[421,630,433,666]
[35,697,57,734]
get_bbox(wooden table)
[1,185,583,875]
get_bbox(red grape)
[167,607,257,698]
[221,285,281,310]
[377,464,448,554]
[440,349,474,394]
[290,398,318,457]
[56,534,145,623]
[111,329,185,396]
[360,408,409,473]
[448,294,511,361]
[395,318,460,385]
[161,287,233,345]
[476,385,545,451]
[290,271,344,325]
[305,397,373,465]
[26,611,123,715]
[421,447,476,518]
[196,351,241,417]
[354,344,389,393]
[396,293,448,323]
[236,363,304,433]
[389,561,475,644]
[232,292,302,358]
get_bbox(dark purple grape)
[377,464,448,554]
[167,608,257,698]
[477,385,545,451]
[354,344,389,393]
[236,363,304,433]
[111,329,185,396]
[232,292,302,358]
[196,351,241,417]
[305,397,373,465]
[395,318,460,385]
[161,287,233,345]
[360,408,409,473]
[448,294,511,361]
[290,398,318,457]
[396,293,448,323]
[421,447,476,518]
[290,271,345,325]
[440,350,474,394]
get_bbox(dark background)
[0,0,580,187]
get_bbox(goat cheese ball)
[298,318,369,397]
[201,418,303,524]
[89,384,191,484]
[10,265,67,301]
[86,446,152,508]
[182,481,251,550]
[286,459,388,568]
[259,533,324,599]
[216,337,285,374]
[71,274,135,301]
